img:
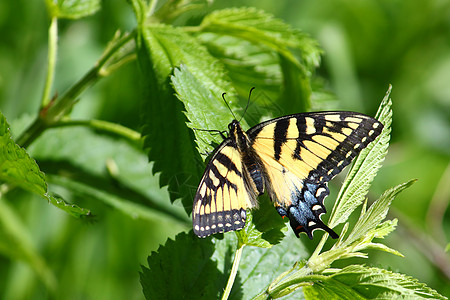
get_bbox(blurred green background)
[0,0,449,299]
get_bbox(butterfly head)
[227,120,239,133]
[228,120,250,151]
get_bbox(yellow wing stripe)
[286,117,300,136]
[255,123,276,138]
[341,127,353,136]
[305,117,316,135]
[303,140,331,159]
[324,114,341,122]
[322,127,346,142]
[345,116,365,123]
[311,135,339,150]
[295,145,324,171]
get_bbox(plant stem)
[309,233,327,261]
[221,244,245,300]
[252,266,325,300]
[53,119,142,147]
[16,118,47,149]
[41,16,58,109]
[148,0,159,15]
[16,31,136,148]
[268,274,325,298]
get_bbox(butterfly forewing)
[247,112,383,238]
[192,140,255,237]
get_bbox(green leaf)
[46,193,92,218]
[309,181,413,272]
[363,242,403,257]
[278,53,311,113]
[141,24,233,93]
[171,65,240,155]
[304,279,365,300]
[46,0,101,19]
[345,180,416,246]
[328,86,393,228]
[232,231,308,300]
[140,232,229,300]
[370,219,398,239]
[196,33,283,114]
[1,112,46,195]
[199,7,322,113]
[152,0,211,24]
[137,25,203,214]
[141,231,307,300]
[137,23,237,214]
[0,196,56,293]
[28,123,187,225]
[303,265,447,300]
[234,196,287,248]
[0,112,90,218]
[200,7,317,69]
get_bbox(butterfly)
[192,111,383,239]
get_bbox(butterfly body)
[193,112,383,239]
[228,120,265,196]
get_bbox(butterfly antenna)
[222,92,237,120]
[239,87,255,123]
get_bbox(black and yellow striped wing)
[247,112,383,238]
[192,139,257,237]
[192,111,383,239]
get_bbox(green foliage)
[0,112,90,218]
[46,0,101,19]
[0,112,46,196]
[141,230,307,300]
[0,195,57,294]
[137,24,207,214]
[303,265,446,300]
[172,65,239,154]
[31,124,188,225]
[200,8,317,70]
[197,7,321,114]
[141,232,229,299]
[234,195,287,248]
[0,0,448,299]
[309,180,413,274]
[344,180,414,247]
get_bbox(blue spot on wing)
[276,180,338,239]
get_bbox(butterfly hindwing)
[248,112,383,238]
[192,140,256,237]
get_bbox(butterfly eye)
[228,120,239,132]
